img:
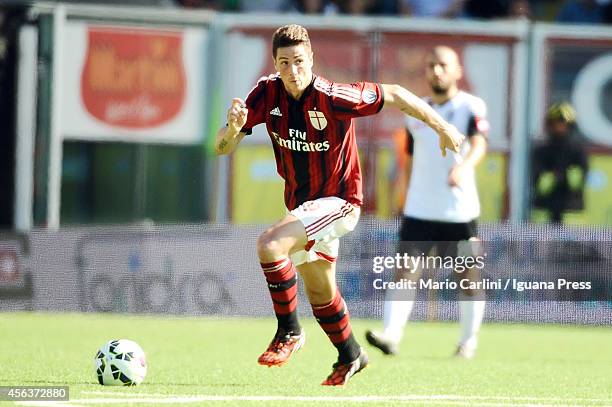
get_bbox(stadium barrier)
[1,221,610,325]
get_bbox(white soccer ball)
[94,339,147,386]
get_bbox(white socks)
[382,286,416,344]
[458,300,485,350]
[382,296,485,350]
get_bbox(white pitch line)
[64,394,611,407]
[80,391,612,404]
[60,398,559,407]
[16,402,84,407]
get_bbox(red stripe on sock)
[320,320,352,342]
[262,258,298,315]
[262,260,294,284]
[311,290,343,317]
[270,289,297,304]
[311,289,354,344]
[272,294,298,314]
[260,259,286,269]
[327,327,352,343]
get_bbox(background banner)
[61,23,209,144]
[2,222,610,324]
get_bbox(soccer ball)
[94,339,147,386]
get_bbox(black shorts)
[398,216,478,257]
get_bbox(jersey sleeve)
[406,129,414,156]
[241,77,268,135]
[403,116,416,156]
[466,98,489,138]
[329,81,385,120]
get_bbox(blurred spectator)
[375,0,401,14]
[508,0,532,19]
[605,0,612,22]
[399,0,465,18]
[177,0,223,9]
[238,0,287,12]
[334,0,375,14]
[288,0,339,14]
[463,0,510,18]
[60,0,177,6]
[532,102,588,223]
[556,0,605,23]
[179,0,241,10]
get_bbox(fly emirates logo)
[271,128,330,152]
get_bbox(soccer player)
[215,25,464,385]
[366,46,488,359]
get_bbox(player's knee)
[257,232,283,258]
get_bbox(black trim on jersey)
[287,96,311,207]
[376,83,385,113]
[332,105,356,114]
[406,129,414,156]
[249,81,266,108]
[337,121,347,198]
[467,112,489,140]
[467,113,479,138]
[243,82,267,135]
[316,133,328,198]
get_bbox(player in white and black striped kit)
[366,46,488,359]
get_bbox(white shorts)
[289,197,360,266]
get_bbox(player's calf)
[311,288,366,385]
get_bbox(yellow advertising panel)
[232,145,284,223]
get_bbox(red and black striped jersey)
[242,74,384,210]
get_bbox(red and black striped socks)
[311,288,361,363]
[261,258,301,334]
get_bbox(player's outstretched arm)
[214,98,249,155]
[448,134,487,187]
[381,84,465,156]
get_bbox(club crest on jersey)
[308,110,327,130]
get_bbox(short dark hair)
[272,24,311,58]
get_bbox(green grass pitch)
[1,312,611,406]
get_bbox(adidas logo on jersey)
[270,107,282,116]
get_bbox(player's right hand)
[227,98,248,132]
[438,124,465,157]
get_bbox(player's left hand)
[438,124,465,157]
[448,163,468,187]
